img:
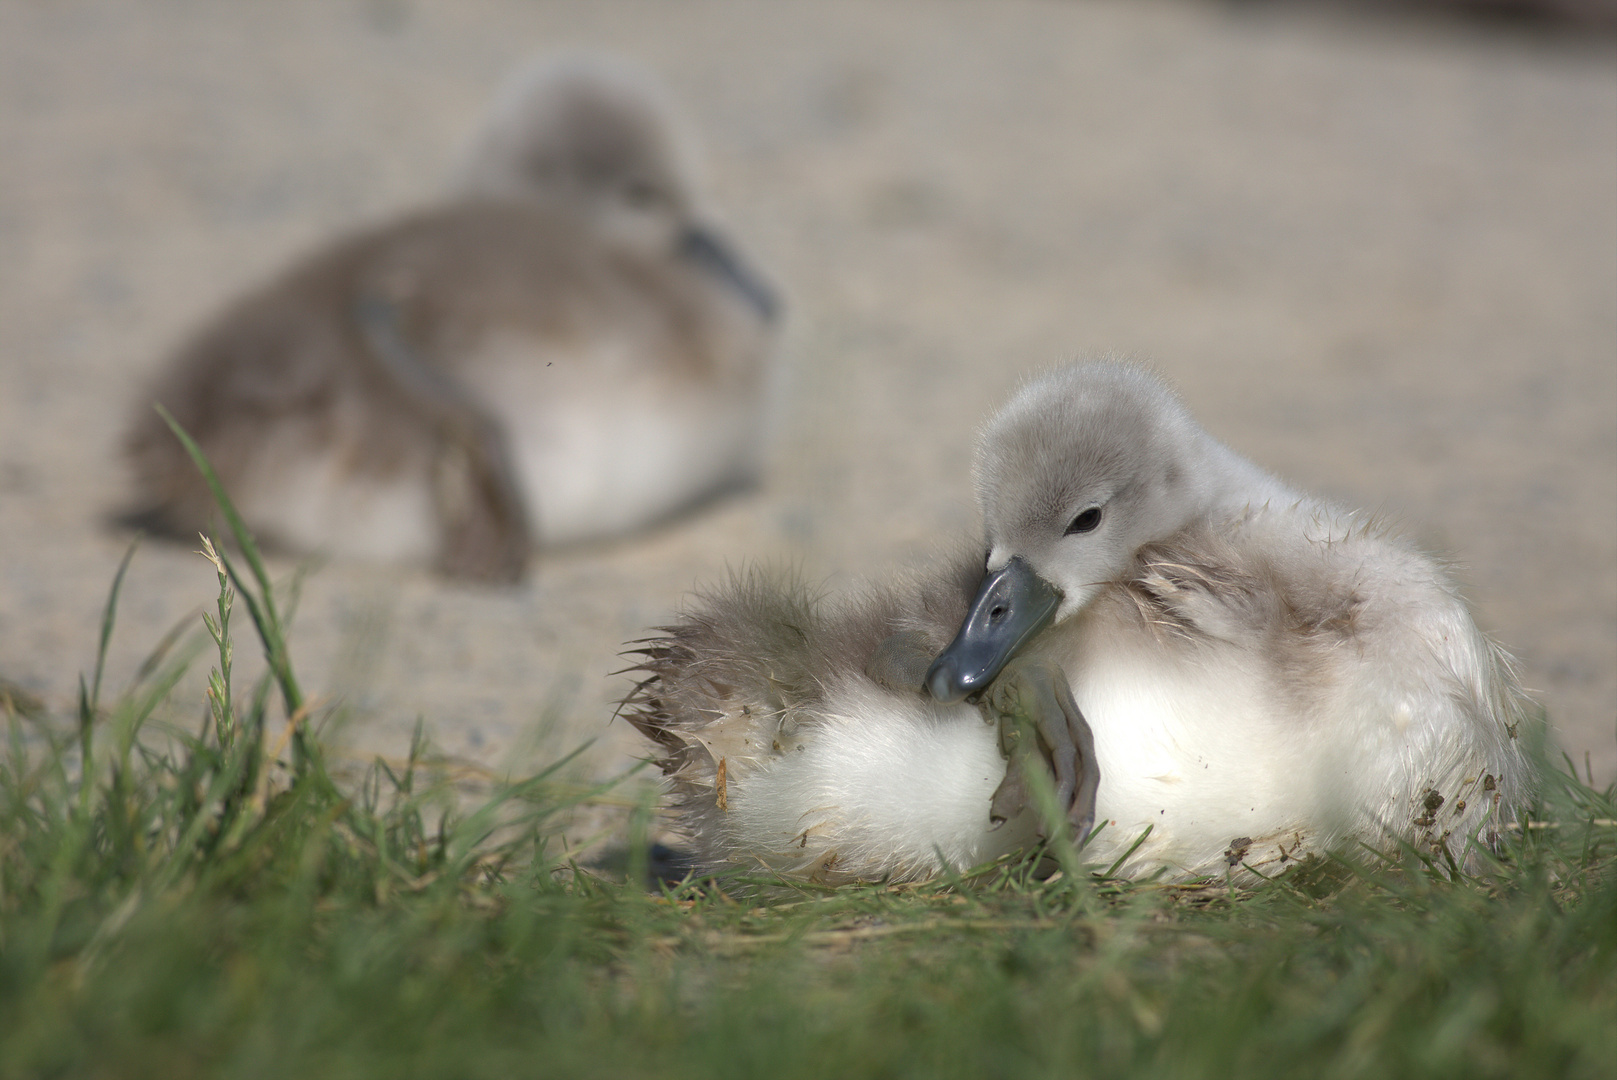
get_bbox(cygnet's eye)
[1064,506,1102,535]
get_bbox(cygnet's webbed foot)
[981,655,1098,842]
[864,630,937,694]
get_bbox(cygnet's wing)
[1122,503,1373,653]
[121,227,399,537]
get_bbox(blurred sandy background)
[1,1,1612,791]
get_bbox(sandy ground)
[1,1,1612,798]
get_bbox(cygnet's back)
[122,56,778,581]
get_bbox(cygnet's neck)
[1184,426,1297,519]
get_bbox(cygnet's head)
[454,55,701,249]
[976,361,1213,619]
[453,55,777,322]
[926,361,1215,703]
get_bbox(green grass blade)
[153,405,278,628]
[89,537,139,720]
[154,405,306,726]
[1101,824,1154,880]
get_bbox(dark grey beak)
[678,226,780,323]
[925,556,1062,704]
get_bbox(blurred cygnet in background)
[121,55,779,583]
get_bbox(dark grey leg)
[869,633,1099,843]
[353,292,531,583]
[981,656,1099,842]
